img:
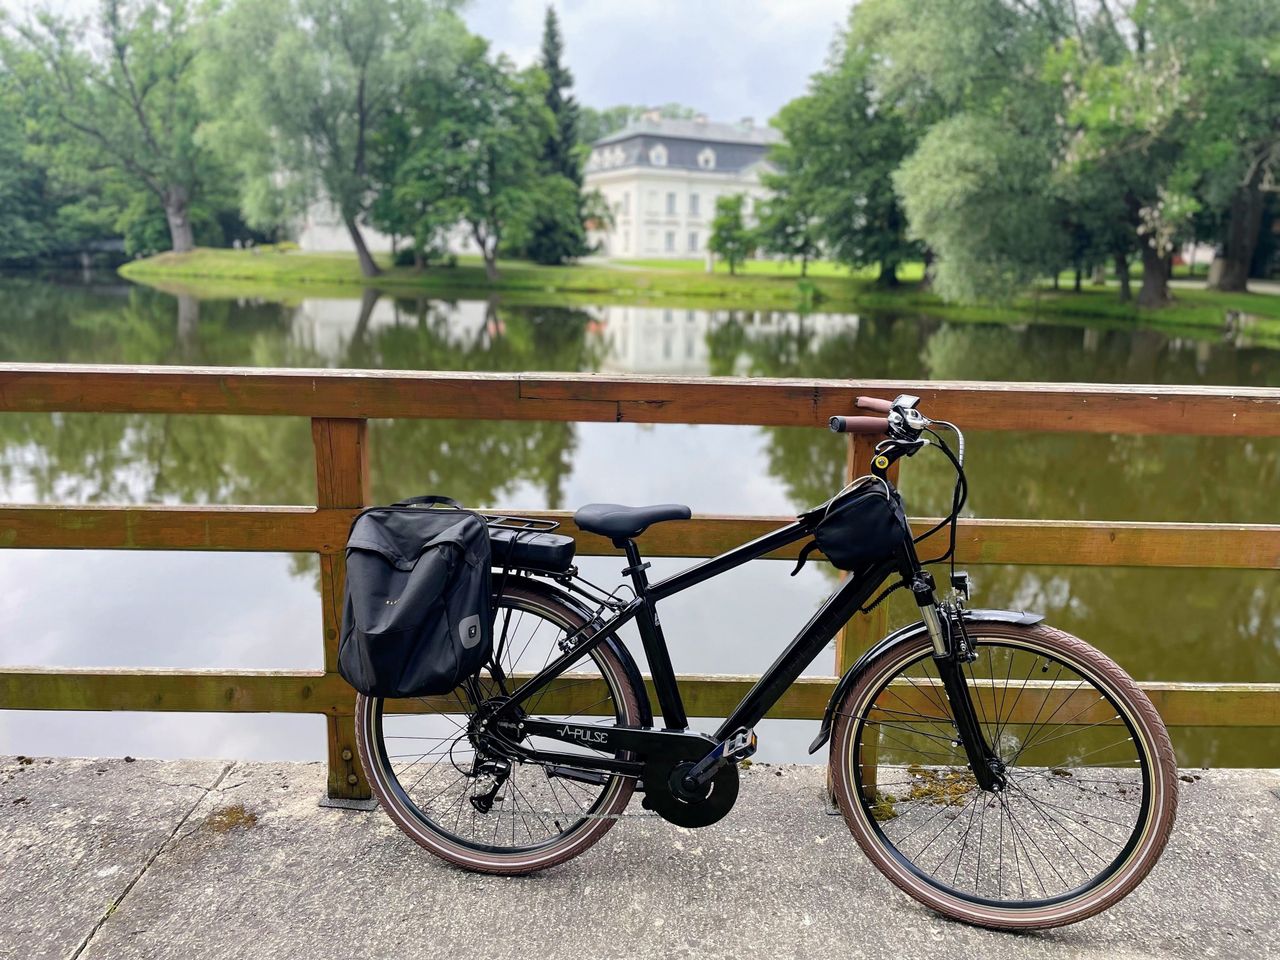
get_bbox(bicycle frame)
[488,502,976,782]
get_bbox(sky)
[2,0,851,126]
[463,0,849,123]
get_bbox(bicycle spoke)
[849,633,1157,910]
[365,590,634,857]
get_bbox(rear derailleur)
[469,758,511,814]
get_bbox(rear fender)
[807,608,1044,754]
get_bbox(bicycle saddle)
[573,502,692,539]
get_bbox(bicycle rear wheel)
[830,619,1177,929]
[356,578,641,875]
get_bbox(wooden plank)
[3,668,1275,728]
[312,418,370,799]
[927,518,1280,570]
[1,503,1275,571]
[503,511,1280,571]
[0,504,351,553]
[1,364,1279,435]
[0,667,351,713]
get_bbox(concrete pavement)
[2,757,1276,960]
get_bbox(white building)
[584,113,780,259]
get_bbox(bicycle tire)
[356,578,642,875]
[829,619,1178,929]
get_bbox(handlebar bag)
[792,480,909,575]
[338,498,492,698]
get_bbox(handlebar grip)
[856,396,893,414]
[829,415,889,435]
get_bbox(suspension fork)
[910,573,1007,793]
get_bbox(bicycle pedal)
[725,727,758,762]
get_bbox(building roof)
[587,115,780,176]
[593,116,781,148]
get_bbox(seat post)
[615,538,652,593]
[613,537,688,730]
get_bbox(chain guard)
[641,758,739,828]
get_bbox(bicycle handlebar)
[855,396,893,414]
[828,415,889,435]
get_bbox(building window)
[623,233,630,252]
[647,190,659,214]
[666,192,677,216]
[688,231,698,252]
[689,193,700,217]
[697,147,716,170]
[664,231,675,252]
[649,143,668,167]
[622,192,630,216]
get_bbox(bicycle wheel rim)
[844,631,1161,913]
[362,589,635,858]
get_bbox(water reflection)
[0,275,1276,767]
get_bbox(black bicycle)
[355,394,1178,930]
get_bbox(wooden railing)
[0,363,1277,799]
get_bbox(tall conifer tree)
[520,6,591,264]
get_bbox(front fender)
[807,608,1044,755]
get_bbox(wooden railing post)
[312,418,371,801]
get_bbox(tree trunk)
[482,245,500,282]
[800,251,809,278]
[1052,272,1060,291]
[920,249,936,289]
[163,186,195,253]
[413,248,425,272]
[876,261,900,287]
[1206,178,1265,293]
[343,213,381,278]
[1115,253,1132,302]
[176,294,199,359]
[1073,267,1082,293]
[1137,240,1172,308]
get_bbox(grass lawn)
[118,248,1280,343]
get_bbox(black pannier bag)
[338,496,493,698]
[791,478,909,575]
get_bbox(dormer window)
[610,145,624,166]
[697,148,716,170]
[649,143,668,167]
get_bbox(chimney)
[695,113,709,125]
[740,116,754,130]
[642,108,662,124]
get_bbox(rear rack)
[482,513,561,533]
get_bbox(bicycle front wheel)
[830,619,1177,929]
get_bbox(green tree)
[518,5,591,266]
[708,194,755,275]
[201,0,467,277]
[772,28,921,285]
[0,77,62,261]
[1164,0,1280,292]
[388,38,551,281]
[755,115,823,276]
[1,0,213,253]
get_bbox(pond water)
[0,273,1277,767]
